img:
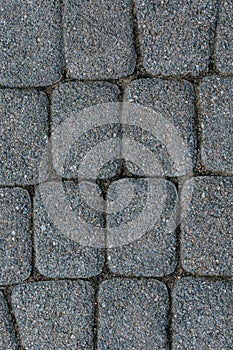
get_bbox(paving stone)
[0,0,63,87]
[136,0,217,76]
[173,278,233,349]
[63,0,136,79]
[216,0,233,74]
[12,280,94,350]
[51,82,121,179]
[0,188,32,286]
[98,279,169,350]
[198,76,233,174]
[0,292,18,350]
[34,181,105,278]
[181,177,233,276]
[0,89,49,185]
[123,78,196,177]
[107,179,178,276]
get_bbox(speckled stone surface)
[0,188,31,286]
[12,280,94,350]
[107,179,178,276]
[0,89,49,185]
[181,177,233,276]
[98,279,169,350]
[63,0,136,79]
[216,0,233,74]
[136,0,217,76]
[123,78,196,176]
[0,292,18,350]
[173,278,233,350]
[0,0,63,87]
[198,76,233,174]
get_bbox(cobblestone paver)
[173,278,233,350]
[0,292,18,350]
[12,280,94,350]
[0,188,31,286]
[98,279,169,349]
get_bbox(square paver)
[0,89,49,185]
[63,0,136,79]
[123,78,196,177]
[34,181,105,278]
[216,0,233,74]
[198,76,233,174]
[0,188,32,286]
[181,177,233,276]
[107,179,178,276]
[136,0,217,76]
[12,280,94,350]
[98,279,169,349]
[173,278,233,349]
[0,292,18,350]
[0,0,63,87]
[51,81,121,179]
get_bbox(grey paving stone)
[63,0,136,79]
[173,278,233,350]
[181,177,233,276]
[123,78,196,176]
[0,0,63,87]
[51,82,121,179]
[12,280,94,350]
[0,188,32,286]
[0,89,49,185]
[34,181,105,278]
[98,279,169,350]
[107,179,178,276]
[0,292,18,350]
[198,76,233,174]
[136,0,217,76]
[216,0,233,74]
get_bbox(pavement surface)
[0,1,232,349]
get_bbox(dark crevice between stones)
[208,0,221,74]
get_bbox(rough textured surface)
[0,89,49,185]
[107,179,178,276]
[98,279,169,350]
[173,278,233,350]
[63,0,136,79]
[216,0,233,74]
[199,76,233,174]
[0,292,18,350]
[0,0,63,87]
[0,188,31,286]
[12,280,94,350]
[181,177,233,276]
[137,0,217,76]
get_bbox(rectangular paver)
[173,278,233,350]
[0,188,32,286]
[181,177,233,276]
[63,0,136,79]
[137,0,217,76]
[98,279,169,349]
[0,292,18,350]
[0,0,63,87]
[0,89,49,185]
[12,280,94,350]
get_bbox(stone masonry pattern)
[0,1,232,349]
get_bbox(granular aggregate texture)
[0,0,63,87]
[173,278,233,350]
[0,292,18,350]
[0,188,31,286]
[12,280,94,350]
[63,0,136,79]
[181,176,233,276]
[136,0,218,76]
[198,76,233,174]
[98,279,169,350]
[0,89,49,185]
